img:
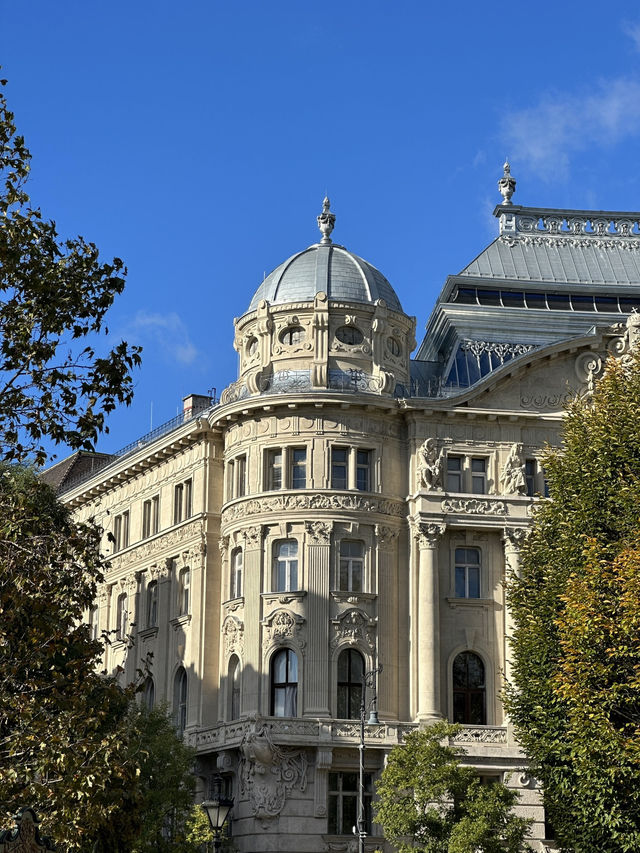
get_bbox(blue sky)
[2,1,640,458]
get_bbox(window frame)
[146,580,158,628]
[178,566,191,616]
[116,592,128,641]
[327,771,372,836]
[273,540,299,592]
[230,548,243,600]
[336,648,364,719]
[330,446,375,492]
[337,539,365,592]
[270,648,298,717]
[174,667,188,735]
[452,650,486,725]
[454,547,481,599]
[113,510,130,552]
[470,457,487,494]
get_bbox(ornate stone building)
[46,168,640,852]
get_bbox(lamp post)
[357,664,382,853]
[201,773,234,853]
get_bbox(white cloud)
[623,20,640,51]
[500,77,640,181]
[127,311,199,366]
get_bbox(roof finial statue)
[317,196,336,244]
[498,160,516,205]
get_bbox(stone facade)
[51,181,640,852]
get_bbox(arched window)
[230,549,243,599]
[146,580,158,628]
[454,548,481,598]
[228,655,241,720]
[452,651,486,725]
[270,649,298,717]
[144,676,155,711]
[338,540,364,592]
[173,667,188,735]
[337,649,364,719]
[274,540,298,592]
[116,593,128,640]
[178,567,190,616]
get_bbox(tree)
[0,77,141,465]
[505,348,640,851]
[0,465,142,850]
[374,721,532,853]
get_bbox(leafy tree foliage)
[0,77,141,464]
[0,466,141,850]
[375,721,532,853]
[506,349,640,851]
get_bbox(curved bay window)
[173,666,188,735]
[270,648,298,717]
[337,649,364,719]
[452,651,486,725]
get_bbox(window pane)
[468,566,480,598]
[453,691,466,723]
[289,561,298,590]
[339,560,350,590]
[469,691,485,724]
[455,566,466,598]
[273,650,287,682]
[351,563,362,591]
[471,458,485,472]
[287,649,298,680]
[472,476,485,494]
[467,653,485,688]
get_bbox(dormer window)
[336,326,363,346]
[280,326,305,345]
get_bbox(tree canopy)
[505,347,640,851]
[374,721,532,853]
[0,77,141,465]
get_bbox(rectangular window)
[146,581,158,628]
[113,511,129,551]
[291,448,307,489]
[446,456,463,492]
[174,484,183,525]
[227,459,235,501]
[142,500,152,539]
[471,458,486,494]
[267,449,283,490]
[116,593,128,640]
[274,540,299,592]
[356,450,371,492]
[184,479,192,519]
[455,548,481,598]
[231,549,243,599]
[338,540,364,592]
[525,459,537,497]
[328,772,372,835]
[178,567,190,616]
[331,447,348,490]
[236,455,247,497]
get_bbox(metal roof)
[247,243,403,313]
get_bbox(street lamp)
[201,773,234,853]
[357,663,382,853]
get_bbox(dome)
[246,199,403,314]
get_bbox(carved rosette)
[262,608,305,649]
[305,520,332,544]
[330,608,376,653]
[222,615,244,658]
[413,522,446,550]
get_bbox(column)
[241,524,263,715]
[414,522,445,723]
[304,521,332,716]
[376,524,399,720]
[502,527,527,692]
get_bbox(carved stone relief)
[413,522,446,549]
[441,498,507,516]
[222,615,244,658]
[416,438,444,491]
[223,493,405,524]
[305,520,333,544]
[239,721,308,823]
[262,609,305,649]
[108,520,201,571]
[330,608,376,653]
[376,524,399,548]
[500,443,526,495]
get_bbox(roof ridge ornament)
[317,196,336,244]
[498,160,516,205]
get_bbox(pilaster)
[304,521,332,716]
[414,521,446,722]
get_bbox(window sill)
[170,614,192,630]
[138,626,159,639]
[331,590,376,605]
[262,590,307,605]
[446,597,494,609]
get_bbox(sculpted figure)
[417,438,444,491]
[500,443,526,495]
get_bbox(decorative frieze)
[441,498,507,516]
[107,520,201,570]
[223,493,405,524]
[520,391,575,410]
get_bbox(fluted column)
[376,524,400,720]
[304,521,332,716]
[502,527,528,692]
[241,524,263,715]
[414,522,445,723]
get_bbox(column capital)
[414,521,446,550]
[502,526,529,552]
[376,524,400,549]
[243,524,264,548]
[305,520,332,545]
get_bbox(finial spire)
[498,160,516,205]
[317,196,336,244]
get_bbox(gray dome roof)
[247,243,403,313]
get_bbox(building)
[46,167,640,852]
